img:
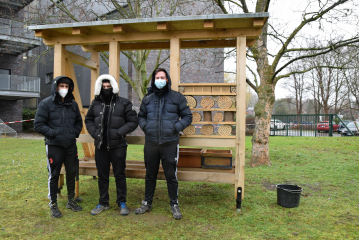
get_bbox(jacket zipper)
[98,102,106,149]
[158,97,163,145]
[107,97,113,151]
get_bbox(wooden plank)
[109,41,120,86]
[253,18,264,28]
[64,51,97,69]
[77,134,236,147]
[170,38,180,91]
[179,83,236,86]
[192,108,236,111]
[90,51,99,101]
[204,20,214,30]
[54,44,65,77]
[72,27,89,35]
[113,24,126,33]
[192,122,236,124]
[43,28,263,46]
[236,36,246,198]
[180,135,235,139]
[182,93,236,96]
[65,59,95,157]
[35,30,50,38]
[81,39,255,52]
[157,22,170,31]
[71,167,235,184]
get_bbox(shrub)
[22,109,37,132]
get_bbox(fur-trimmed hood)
[94,74,119,96]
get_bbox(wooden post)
[90,51,100,101]
[235,36,246,198]
[54,44,65,77]
[65,58,95,157]
[109,41,120,87]
[170,38,180,91]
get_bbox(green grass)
[0,137,359,239]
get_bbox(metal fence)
[269,114,354,137]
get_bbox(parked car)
[270,119,285,130]
[317,121,340,133]
[340,121,359,136]
[338,120,351,133]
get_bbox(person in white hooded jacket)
[85,74,138,216]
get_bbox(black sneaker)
[50,203,62,218]
[134,201,152,214]
[66,199,83,212]
[171,204,182,220]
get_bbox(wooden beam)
[81,39,256,52]
[109,41,120,86]
[35,30,50,38]
[72,27,89,35]
[43,28,262,45]
[157,22,170,31]
[204,20,214,30]
[170,38,180,92]
[54,44,65,78]
[235,36,246,198]
[77,134,236,148]
[253,18,264,28]
[73,167,235,184]
[65,59,95,157]
[113,24,126,33]
[64,51,97,69]
[90,51,99,101]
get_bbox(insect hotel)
[29,13,268,206]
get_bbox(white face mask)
[58,89,68,98]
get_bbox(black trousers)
[144,143,179,206]
[95,146,127,207]
[46,144,78,204]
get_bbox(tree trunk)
[250,81,275,167]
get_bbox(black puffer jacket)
[34,76,83,148]
[138,69,192,145]
[85,75,138,149]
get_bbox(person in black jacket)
[135,68,192,220]
[34,76,83,218]
[85,74,138,216]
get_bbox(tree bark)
[250,80,275,167]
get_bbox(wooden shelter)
[29,13,268,200]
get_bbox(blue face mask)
[155,79,167,89]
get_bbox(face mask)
[101,88,113,98]
[155,79,166,89]
[58,89,68,98]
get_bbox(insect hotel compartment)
[201,149,233,169]
[178,148,204,168]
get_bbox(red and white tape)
[1,119,34,125]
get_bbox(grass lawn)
[0,136,358,239]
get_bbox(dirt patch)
[262,181,277,191]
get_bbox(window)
[45,73,53,84]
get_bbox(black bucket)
[276,184,302,208]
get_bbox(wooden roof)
[29,13,269,48]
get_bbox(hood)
[147,68,172,94]
[51,76,75,101]
[94,74,119,96]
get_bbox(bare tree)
[24,0,221,101]
[213,0,359,166]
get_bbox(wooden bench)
[60,134,236,198]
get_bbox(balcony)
[0,18,41,55]
[0,0,34,13]
[0,74,40,100]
